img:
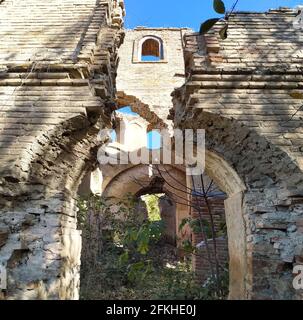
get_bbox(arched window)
[110,129,117,142]
[147,130,162,149]
[139,36,163,62]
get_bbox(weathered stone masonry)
[0,0,125,299]
[117,27,191,129]
[173,8,303,299]
[0,1,303,301]
[101,27,193,248]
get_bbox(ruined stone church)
[0,0,303,300]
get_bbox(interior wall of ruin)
[0,0,125,300]
[116,27,191,128]
[0,1,302,301]
[173,9,303,300]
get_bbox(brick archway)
[172,20,303,298]
[0,113,111,300]
[0,0,125,299]
[174,109,303,299]
[192,149,247,299]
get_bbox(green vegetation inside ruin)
[78,195,229,300]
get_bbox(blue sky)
[124,0,303,30]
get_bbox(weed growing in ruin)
[77,194,228,300]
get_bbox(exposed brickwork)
[116,28,191,130]
[0,0,124,299]
[0,2,303,301]
[191,195,228,283]
[173,8,303,300]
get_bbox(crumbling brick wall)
[0,0,125,300]
[1,1,303,301]
[173,8,303,300]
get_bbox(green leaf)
[179,218,190,231]
[138,242,149,255]
[124,228,138,243]
[213,0,226,15]
[131,261,145,271]
[189,219,201,233]
[201,219,212,238]
[127,262,146,283]
[148,221,164,240]
[119,251,129,265]
[200,18,220,34]
[181,240,195,253]
[289,92,303,99]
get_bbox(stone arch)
[28,115,102,191]
[205,150,246,197]
[101,163,190,244]
[116,92,167,130]
[102,163,186,200]
[179,109,303,300]
[126,120,147,140]
[191,149,247,300]
[0,113,108,300]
